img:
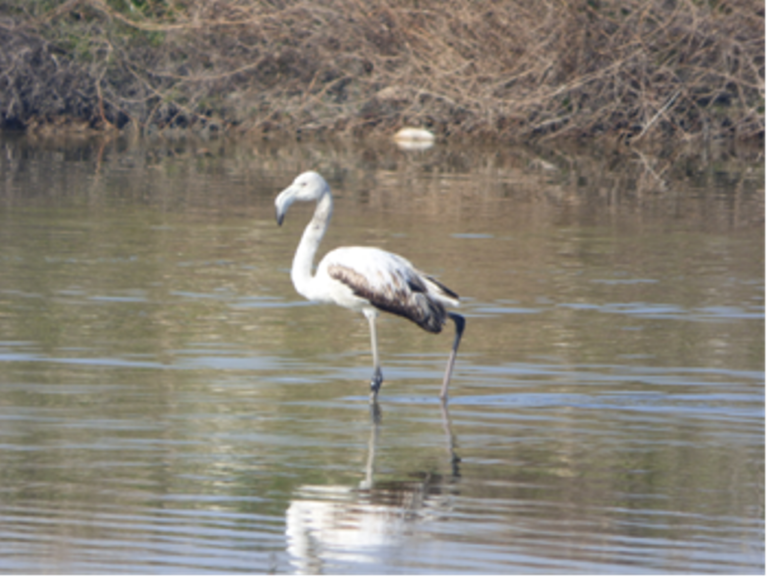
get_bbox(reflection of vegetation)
[0,0,763,142]
[0,136,762,372]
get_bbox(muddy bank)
[0,0,763,144]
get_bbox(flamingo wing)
[322,247,456,333]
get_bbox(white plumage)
[275,171,465,401]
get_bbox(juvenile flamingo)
[275,171,465,401]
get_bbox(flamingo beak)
[274,186,296,227]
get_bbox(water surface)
[0,135,763,573]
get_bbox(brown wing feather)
[328,264,447,333]
[423,273,460,301]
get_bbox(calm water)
[0,135,763,573]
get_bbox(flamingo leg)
[364,309,383,400]
[440,313,465,401]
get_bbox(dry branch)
[0,0,763,142]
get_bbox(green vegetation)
[0,0,763,142]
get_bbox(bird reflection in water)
[285,401,460,574]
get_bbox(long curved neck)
[292,191,333,300]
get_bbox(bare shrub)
[0,0,763,142]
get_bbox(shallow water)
[0,135,763,573]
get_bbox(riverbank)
[0,0,763,144]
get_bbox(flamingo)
[274,171,465,401]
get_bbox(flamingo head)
[275,171,330,226]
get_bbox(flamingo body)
[275,171,464,400]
